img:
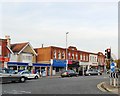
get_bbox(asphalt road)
[1,74,115,95]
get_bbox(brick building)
[35,46,105,75]
[0,36,13,68]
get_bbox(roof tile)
[11,42,28,52]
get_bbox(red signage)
[0,57,10,62]
[68,60,72,64]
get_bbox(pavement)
[97,81,119,94]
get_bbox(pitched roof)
[11,42,28,52]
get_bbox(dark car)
[0,68,27,83]
[85,69,102,76]
[61,70,79,77]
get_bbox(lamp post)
[66,32,69,70]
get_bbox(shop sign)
[0,57,10,62]
[68,60,72,64]
[53,59,66,64]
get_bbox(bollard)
[115,73,119,87]
[113,78,116,87]
[110,72,113,85]
[116,78,118,87]
[110,78,113,85]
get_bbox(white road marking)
[3,90,31,94]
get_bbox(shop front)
[68,60,79,72]
[7,62,28,72]
[98,63,106,72]
[51,59,66,74]
[79,62,89,75]
[33,63,51,76]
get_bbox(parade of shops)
[0,36,106,76]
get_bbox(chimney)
[5,35,11,48]
[42,44,44,48]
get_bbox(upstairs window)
[80,54,82,60]
[58,51,61,59]
[53,50,56,59]
[76,54,78,60]
[86,54,88,61]
[62,51,65,59]
[68,52,71,59]
[72,53,74,59]
[83,54,85,61]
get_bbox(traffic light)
[105,48,111,59]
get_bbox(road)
[1,74,116,95]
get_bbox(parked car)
[18,70,39,79]
[42,71,46,77]
[85,69,102,76]
[61,70,79,77]
[0,68,26,83]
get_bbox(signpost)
[109,62,118,87]
[110,62,115,73]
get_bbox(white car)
[18,70,39,79]
[0,68,26,83]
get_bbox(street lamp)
[66,32,69,70]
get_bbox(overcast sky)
[0,0,118,59]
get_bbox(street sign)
[110,62,115,72]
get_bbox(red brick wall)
[0,39,9,57]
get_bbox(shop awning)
[7,62,28,66]
[52,60,66,67]
[33,63,51,67]
[52,63,66,67]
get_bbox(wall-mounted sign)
[52,59,66,67]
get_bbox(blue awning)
[52,60,66,67]
[33,63,51,67]
[7,62,28,66]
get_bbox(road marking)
[97,82,107,92]
[3,90,31,94]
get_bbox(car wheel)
[20,77,26,82]
[35,76,38,79]
[68,75,71,77]
[88,73,91,76]
[76,74,78,77]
